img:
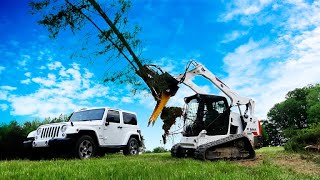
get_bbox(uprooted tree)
[30,0,182,137]
[30,0,148,88]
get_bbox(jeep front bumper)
[24,138,72,149]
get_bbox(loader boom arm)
[146,60,255,125]
[175,61,255,115]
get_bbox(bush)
[0,121,28,159]
[152,147,167,153]
[284,124,320,152]
[0,115,69,160]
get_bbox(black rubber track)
[194,134,256,161]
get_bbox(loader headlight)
[37,128,42,135]
[61,125,67,132]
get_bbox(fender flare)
[122,132,141,146]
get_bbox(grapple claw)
[138,65,180,126]
[148,92,171,126]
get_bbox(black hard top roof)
[184,94,228,103]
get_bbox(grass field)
[0,147,319,180]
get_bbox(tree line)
[0,115,69,159]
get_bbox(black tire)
[75,135,96,159]
[171,144,184,158]
[123,138,139,156]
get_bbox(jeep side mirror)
[105,117,114,126]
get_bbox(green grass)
[0,147,319,180]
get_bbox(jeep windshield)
[70,109,105,121]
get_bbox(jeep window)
[123,112,137,125]
[70,109,105,121]
[106,110,120,123]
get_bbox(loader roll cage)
[183,94,230,137]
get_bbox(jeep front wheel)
[75,135,96,159]
[123,138,139,156]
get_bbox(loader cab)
[183,94,230,137]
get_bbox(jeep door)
[103,109,126,145]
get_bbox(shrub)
[284,124,320,152]
[152,147,167,153]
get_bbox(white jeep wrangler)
[24,107,143,159]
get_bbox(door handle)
[118,126,123,129]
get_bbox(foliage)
[264,84,320,149]
[306,85,320,125]
[29,0,148,90]
[284,124,320,152]
[261,120,283,146]
[160,107,183,144]
[0,148,318,179]
[152,147,168,153]
[0,121,28,159]
[0,115,69,159]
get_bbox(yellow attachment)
[148,92,171,126]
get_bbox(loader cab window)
[184,99,199,124]
[106,110,120,123]
[183,94,230,137]
[204,99,229,136]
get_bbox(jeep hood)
[39,121,102,128]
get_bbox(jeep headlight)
[61,125,67,132]
[37,128,42,135]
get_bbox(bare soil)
[237,152,320,176]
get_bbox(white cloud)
[7,63,110,118]
[152,56,193,76]
[278,1,320,32]
[0,86,16,101]
[24,72,31,77]
[0,104,8,111]
[108,96,119,101]
[121,97,134,103]
[39,66,46,70]
[220,0,320,119]
[1,86,17,91]
[78,84,109,100]
[48,61,63,70]
[59,67,69,77]
[83,68,94,79]
[18,55,31,67]
[21,79,31,84]
[221,30,248,43]
[220,0,272,22]
[31,74,56,87]
[18,60,27,67]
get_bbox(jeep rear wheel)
[123,138,139,156]
[75,135,96,159]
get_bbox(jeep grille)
[41,126,60,138]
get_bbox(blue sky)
[1,0,320,150]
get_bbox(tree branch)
[87,0,143,71]
[65,0,138,72]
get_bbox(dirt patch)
[274,154,320,176]
[235,154,264,167]
[236,153,320,176]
